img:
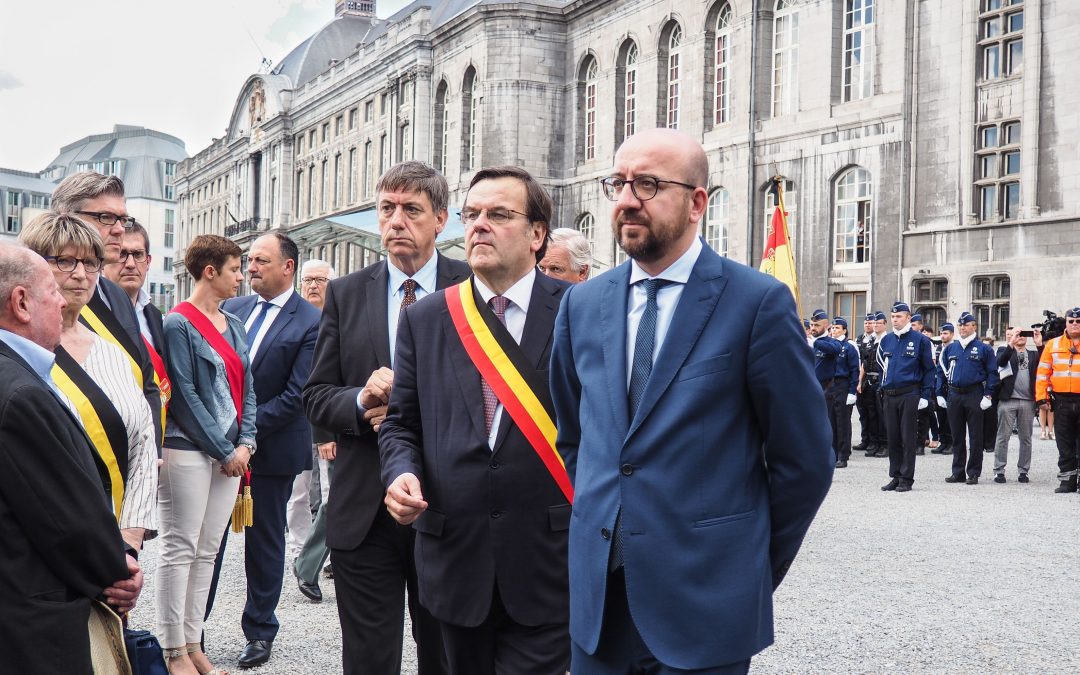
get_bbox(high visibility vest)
[1035,334,1080,400]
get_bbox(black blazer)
[304,254,469,551]
[996,344,1042,401]
[379,272,571,628]
[222,291,321,476]
[143,302,166,357]
[0,342,129,674]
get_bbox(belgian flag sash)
[80,291,144,389]
[445,279,574,504]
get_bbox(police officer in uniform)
[878,302,935,492]
[861,311,890,457]
[930,323,955,455]
[936,312,998,484]
[854,313,879,454]
[911,314,934,455]
[829,317,860,468]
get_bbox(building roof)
[272,13,378,88]
[0,168,57,195]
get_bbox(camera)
[1033,310,1066,341]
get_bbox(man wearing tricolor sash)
[381,166,572,675]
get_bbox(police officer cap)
[891,301,911,314]
[958,311,976,325]
[874,311,887,321]
[811,308,829,321]
[802,319,810,328]
[941,323,955,332]
[1067,307,1080,319]
[833,317,848,329]
[864,313,876,322]
[911,313,923,323]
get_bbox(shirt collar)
[388,253,439,296]
[0,328,57,382]
[628,236,703,287]
[958,334,977,349]
[474,267,536,315]
[892,323,911,337]
[259,286,294,308]
[134,288,152,311]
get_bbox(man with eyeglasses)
[380,165,571,674]
[549,129,833,674]
[1035,307,1080,493]
[305,161,463,675]
[52,172,162,449]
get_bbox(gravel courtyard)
[130,424,1080,674]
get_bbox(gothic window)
[462,67,479,171]
[434,80,449,174]
[714,4,733,124]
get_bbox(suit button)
[490,461,499,469]
[491,510,502,518]
[600,528,610,539]
[621,464,634,476]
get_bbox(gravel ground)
[130,420,1080,674]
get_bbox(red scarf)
[170,302,245,426]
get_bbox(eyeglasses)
[44,255,104,273]
[1066,318,1080,324]
[76,211,137,229]
[117,250,148,263]
[460,207,529,226]
[301,276,330,286]
[599,175,697,202]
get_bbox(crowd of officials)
[1,125,1075,675]
[810,303,1080,492]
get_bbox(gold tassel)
[231,494,244,533]
[243,484,254,527]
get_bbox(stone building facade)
[174,0,1077,335]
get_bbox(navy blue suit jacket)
[549,245,834,669]
[223,291,320,476]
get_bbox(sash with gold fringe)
[445,279,574,504]
[51,347,128,521]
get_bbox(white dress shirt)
[626,237,703,390]
[474,268,536,449]
[134,288,155,349]
[244,287,294,361]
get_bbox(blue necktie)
[246,300,272,345]
[628,278,666,417]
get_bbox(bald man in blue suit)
[550,129,834,674]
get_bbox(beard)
[614,206,688,264]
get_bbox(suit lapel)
[434,253,468,291]
[367,263,392,368]
[602,266,632,439]
[627,249,727,439]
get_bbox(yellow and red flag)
[759,177,799,304]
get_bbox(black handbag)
[124,628,169,675]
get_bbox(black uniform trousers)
[330,507,447,675]
[882,388,920,486]
[917,407,933,447]
[982,399,999,451]
[827,378,853,461]
[935,403,953,446]
[946,389,985,478]
[1053,394,1080,481]
[857,380,885,448]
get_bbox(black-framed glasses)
[117,250,148,264]
[301,276,330,286]
[460,207,529,226]
[599,175,697,202]
[44,255,104,273]
[76,210,137,229]
[1066,318,1080,324]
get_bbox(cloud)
[0,71,22,91]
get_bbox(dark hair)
[129,221,150,255]
[466,165,552,262]
[264,231,299,269]
[376,161,449,213]
[185,234,243,280]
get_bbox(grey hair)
[548,227,591,273]
[301,258,337,279]
[51,171,126,212]
[0,243,39,316]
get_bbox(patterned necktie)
[628,278,666,417]
[482,295,511,434]
[246,300,271,345]
[400,278,418,313]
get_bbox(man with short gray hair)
[539,227,591,283]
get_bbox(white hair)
[548,228,591,273]
[301,258,336,279]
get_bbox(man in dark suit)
[381,165,571,675]
[52,172,162,449]
[219,232,320,668]
[0,243,142,674]
[549,129,834,673]
[304,162,463,675]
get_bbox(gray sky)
[0,0,410,171]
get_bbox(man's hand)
[103,554,143,614]
[360,368,394,410]
[1033,330,1044,348]
[317,441,337,461]
[856,382,863,394]
[1010,332,1025,349]
[385,472,427,525]
[364,405,388,432]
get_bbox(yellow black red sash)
[51,347,128,520]
[143,336,171,429]
[80,294,143,389]
[445,279,573,503]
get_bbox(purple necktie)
[482,296,510,433]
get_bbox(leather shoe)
[938,444,952,455]
[881,478,899,491]
[895,484,912,492]
[994,474,1006,483]
[965,476,979,485]
[1054,479,1077,493]
[1018,473,1030,483]
[294,564,322,602]
[853,442,868,451]
[874,448,889,458]
[945,474,964,483]
[835,460,848,468]
[238,640,272,669]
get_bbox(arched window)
[576,212,595,257]
[616,40,639,145]
[772,0,799,117]
[664,24,683,129]
[462,67,479,171]
[578,57,600,161]
[714,4,733,125]
[433,80,449,174]
[833,167,872,263]
[705,188,729,255]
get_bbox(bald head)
[615,128,709,189]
